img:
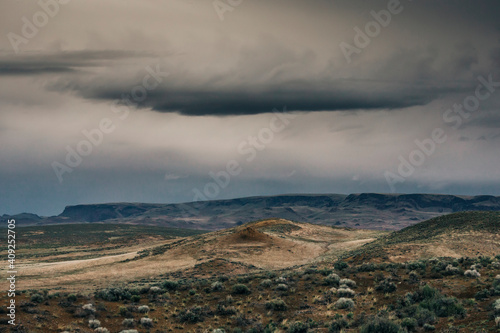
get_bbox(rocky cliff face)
[8,193,500,230]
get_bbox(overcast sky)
[1,0,500,216]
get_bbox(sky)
[1,0,500,216]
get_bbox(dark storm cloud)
[0,50,157,76]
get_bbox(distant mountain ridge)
[4,193,500,230]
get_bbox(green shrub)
[375,279,397,293]
[423,323,435,331]
[329,318,348,332]
[265,298,287,311]
[162,280,179,290]
[96,288,131,301]
[177,306,206,323]
[287,321,309,333]
[130,295,141,303]
[324,273,341,286]
[360,317,402,333]
[401,317,417,331]
[211,281,224,291]
[30,294,44,303]
[232,284,251,295]
[334,261,349,271]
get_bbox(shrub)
[67,294,77,302]
[30,294,44,303]
[260,279,273,288]
[464,270,480,278]
[89,319,101,329]
[423,324,435,331]
[335,298,355,310]
[401,317,417,331]
[216,303,237,316]
[334,261,349,271]
[329,318,348,332]
[324,273,341,286]
[444,265,461,275]
[119,330,139,333]
[162,280,179,290]
[475,289,490,301]
[95,328,110,333]
[265,298,288,311]
[409,271,420,283]
[213,329,226,333]
[177,306,206,323]
[96,288,131,301]
[130,295,141,303]
[493,299,500,315]
[415,307,436,326]
[360,317,402,333]
[421,296,466,318]
[287,321,309,333]
[122,318,135,328]
[211,281,224,291]
[138,305,149,314]
[375,279,397,293]
[140,317,153,328]
[496,317,500,329]
[232,284,251,295]
[276,284,288,291]
[337,287,355,298]
[82,303,96,315]
[339,278,357,288]
[149,286,162,294]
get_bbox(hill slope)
[7,219,385,290]
[348,211,500,263]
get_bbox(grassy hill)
[348,211,500,263]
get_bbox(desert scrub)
[339,278,357,288]
[375,279,397,293]
[96,287,131,301]
[177,306,207,323]
[211,281,224,291]
[119,330,139,333]
[260,279,273,288]
[140,317,153,328]
[329,317,348,332]
[276,284,289,291]
[401,317,417,331]
[149,286,162,294]
[162,280,179,290]
[122,318,135,327]
[88,319,101,329]
[360,317,402,333]
[324,273,341,287]
[82,303,96,315]
[265,298,288,311]
[444,264,461,275]
[95,328,109,333]
[30,294,44,303]
[216,303,237,316]
[231,284,251,295]
[464,269,480,278]
[337,287,355,298]
[137,305,149,313]
[287,321,309,333]
[335,297,355,309]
